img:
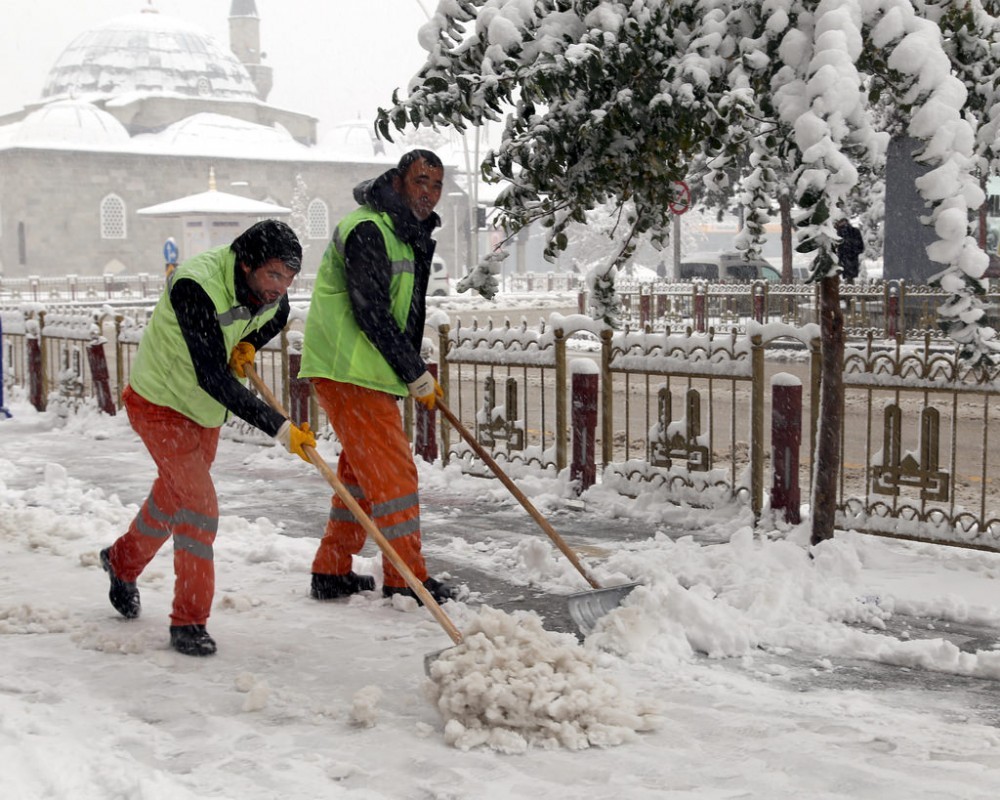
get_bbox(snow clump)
[426,606,658,754]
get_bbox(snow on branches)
[380,0,1000,362]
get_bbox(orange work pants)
[106,385,220,626]
[310,379,427,589]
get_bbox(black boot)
[169,625,217,656]
[383,577,454,606]
[310,571,376,600]
[100,547,140,619]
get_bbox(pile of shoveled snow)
[426,607,658,753]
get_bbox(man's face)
[242,259,297,304]
[394,158,444,221]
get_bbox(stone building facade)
[0,1,468,279]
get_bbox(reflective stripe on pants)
[310,378,427,589]
[107,385,220,626]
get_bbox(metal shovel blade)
[424,645,463,677]
[567,582,641,635]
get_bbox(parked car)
[679,251,781,283]
[427,256,450,296]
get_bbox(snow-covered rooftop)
[137,188,290,218]
[12,99,130,148]
[41,11,259,103]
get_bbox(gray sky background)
[0,0,434,135]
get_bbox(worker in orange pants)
[299,150,453,605]
[309,378,430,594]
[99,220,314,656]
[107,386,221,628]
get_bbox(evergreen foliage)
[379,0,1000,363]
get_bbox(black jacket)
[170,265,288,436]
[836,223,864,280]
[342,169,440,385]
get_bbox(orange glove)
[407,371,443,410]
[275,420,316,463]
[229,342,256,378]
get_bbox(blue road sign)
[163,238,179,264]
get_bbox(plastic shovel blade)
[567,582,641,635]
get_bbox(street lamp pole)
[447,191,465,281]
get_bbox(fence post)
[86,339,116,415]
[27,321,45,412]
[578,290,587,315]
[437,323,451,466]
[639,289,651,330]
[886,282,900,339]
[694,284,706,333]
[414,362,439,463]
[770,376,802,524]
[554,328,568,471]
[753,282,766,323]
[571,362,598,493]
[287,351,310,425]
[0,316,11,418]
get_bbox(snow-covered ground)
[3,396,1000,798]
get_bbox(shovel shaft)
[245,365,463,645]
[437,400,603,591]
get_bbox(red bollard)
[571,365,598,493]
[656,293,667,321]
[0,316,11,418]
[694,288,706,333]
[86,341,116,415]
[639,292,651,329]
[27,336,45,411]
[288,352,310,425]
[770,378,802,524]
[887,291,899,339]
[753,286,765,323]
[414,362,439,463]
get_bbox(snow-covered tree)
[379,0,1000,543]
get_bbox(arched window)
[306,198,330,240]
[100,194,127,240]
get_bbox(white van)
[427,256,450,296]
[678,251,780,282]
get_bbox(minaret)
[228,0,273,101]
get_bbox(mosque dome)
[13,100,131,147]
[41,11,260,102]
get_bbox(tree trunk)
[810,275,844,545]
[779,194,793,283]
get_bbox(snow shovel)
[435,399,638,634]
[243,365,463,652]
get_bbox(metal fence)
[3,294,999,552]
[614,278,1000,339]
[837,332,1000,550]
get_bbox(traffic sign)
[163,237,179,264]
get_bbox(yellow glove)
[229,342,256,378]
[275,420,316,463]
[407,371,443,410]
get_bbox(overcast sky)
[0,0,434,135]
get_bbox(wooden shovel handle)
[245,365,462,645]
[436,399,603,590]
